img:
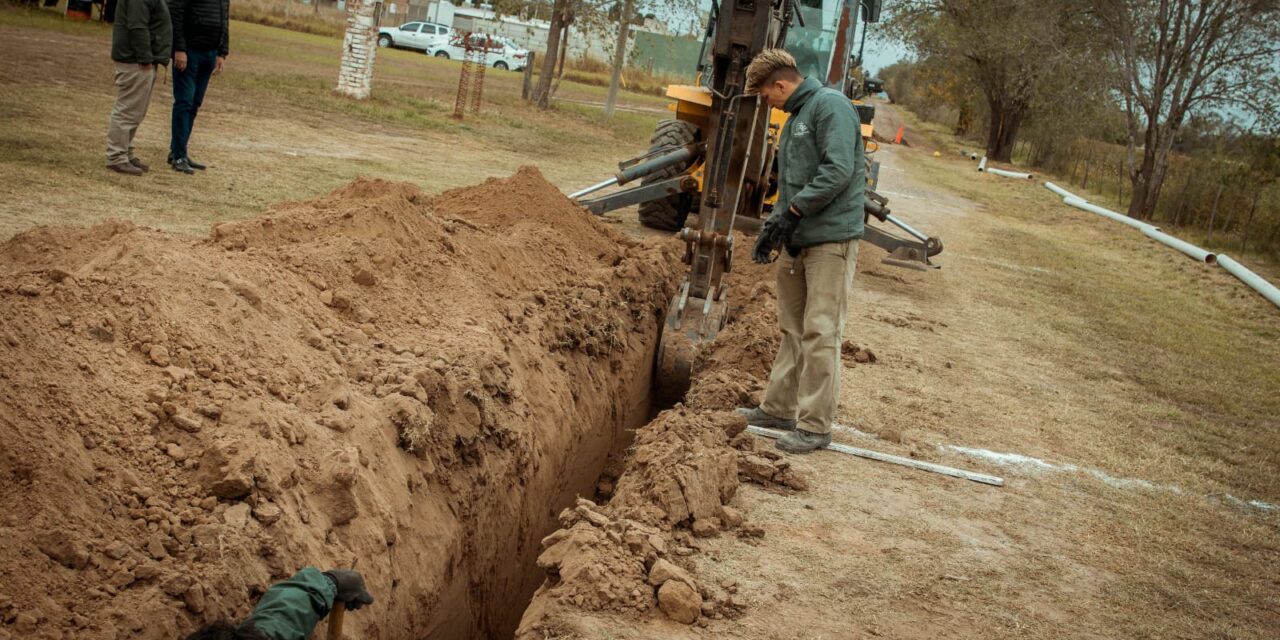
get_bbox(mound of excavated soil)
[0,167,679,640]
[515,237,808,636]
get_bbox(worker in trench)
[738,49,865,454]
[183,567,374,640]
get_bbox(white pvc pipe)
[1217,255,1280,309]
[977,156,988,172]
[1044,181,1079,200]
[1064,197,1159,233]
[746,426,1004,486]
[987,167,1034,180]
[1140,227,1216,264]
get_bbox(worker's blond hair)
[745,49,800,93]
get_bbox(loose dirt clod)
[0,167,679,639]
[657,580,702,624]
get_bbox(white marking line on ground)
[874,189,917,200]
[949,253,1053,274]
[942,445,1279,514]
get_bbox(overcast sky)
[664,0,910,76]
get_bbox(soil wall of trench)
[0,168,680,640]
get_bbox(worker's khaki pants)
[106,62,157,166]
[760,239,859,435]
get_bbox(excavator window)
[785,0,838,83]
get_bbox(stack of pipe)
[1042,182,1279,309]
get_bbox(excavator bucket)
[654,283,728,406]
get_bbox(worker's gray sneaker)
[775,428,831,454]
[735,406,796,431]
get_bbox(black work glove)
[323,569,375,611]
[752,209,802,264]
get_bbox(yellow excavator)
[570,0,942,400]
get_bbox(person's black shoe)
[185,157,207,170]
[171,157,195,174]
[775,428,832,454]
[735,406,796,431]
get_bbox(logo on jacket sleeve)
[793,122,811,137]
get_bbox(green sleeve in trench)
[247,567,338,640]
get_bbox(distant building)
[394,1,687,64]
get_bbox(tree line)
[880,0,1279,251]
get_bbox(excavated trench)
[0,169,692,640]
[441,328,665,639]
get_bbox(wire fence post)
[1207,182,1224,246]
[521,51,536,101]
[1117,159,1125,208]
[1240,188,1261,254]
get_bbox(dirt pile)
[516,240,807,635]
[0,167,679,640]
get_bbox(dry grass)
[231,0,346,38]
[904,153,1280,499]
[0,5,670,239]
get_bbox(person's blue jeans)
[170,49,218,161]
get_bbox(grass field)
[0,5,669,238]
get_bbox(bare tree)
[1092,0,1280,220]
[603,0,636,119]
[890,0,1091,161]
[533,0,576,109]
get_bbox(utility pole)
[604,0,635,120]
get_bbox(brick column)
[336,0,380,99]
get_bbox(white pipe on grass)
[987,167,1035,180]
[1044,181,1079,200]
[977,156,988,172]
[1064,197,1159,233]
[1216,255,1280,309]
[1140,227,1216,264]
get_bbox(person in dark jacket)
[105,0,171,175]
[168,0,229,174]
[737,49,866,454]
[184,567,374,640]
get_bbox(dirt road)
[538,104,1280,639]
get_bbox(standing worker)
[737,49,865,454]
[184,567,375,640]
[104,0,171,176]
[167,0,228,174]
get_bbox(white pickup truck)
[377,21,453,52]
[428,33,530,71]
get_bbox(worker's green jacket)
[775,76,866,248]
[247,567,337,640]
[110,0,172,65]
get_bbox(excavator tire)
[638,119,700,231]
